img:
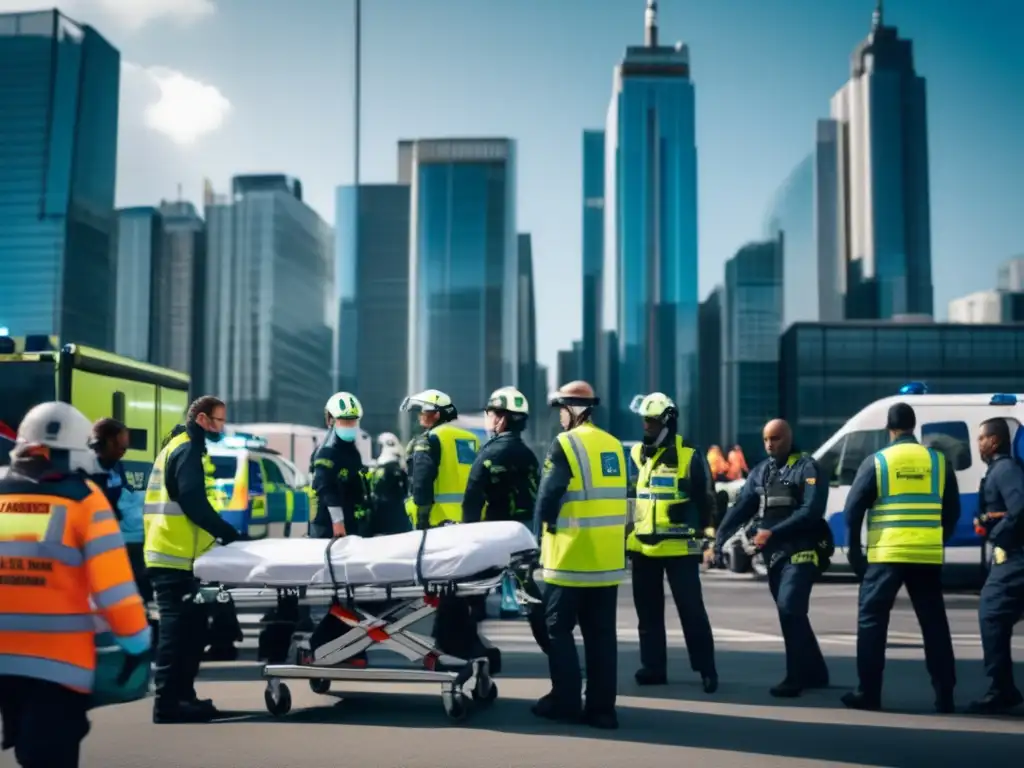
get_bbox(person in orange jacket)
[0,402,151,768]
[727,445,749,481]
[707,445,729,482]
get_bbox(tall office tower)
[814,120,845,321]
[335,184,411,438]
[0,10,120,349]
[405,138,517,415]
[696,287,723,450]
[516,233,540,442]
[204,175,334,426]
[604,1,698,436]
[580,129,605,386]
[830,1,932,319]
[152,200,206,385]
[721,240,782,460]
[764,154,816,329]
[114,208,164,363]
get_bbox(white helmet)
[16,401,99,474]
[376,432,405,464]
[400,389,454,414]
[325,391,363,420]
[485,386,529,415]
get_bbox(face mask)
[205,430,224,443]
[335,426,358,442]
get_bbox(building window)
[921,421,972,471]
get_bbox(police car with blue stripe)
[814,385,1024,575]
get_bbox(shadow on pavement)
[205,648,1022,767]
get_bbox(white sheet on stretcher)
[193,521,539,587]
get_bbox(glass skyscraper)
[335,184,411,438]
[764,154,816,330]
[581,129,605,386]
[696,286,723,450]
[406,138,517,415]
[0,10,120,349]
[204,175,334,426]
[516,233,542,449]
[830,4,932,319]
[603,2,698,436]
[114,207,163,363]
[722,240,782,460]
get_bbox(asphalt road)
[7,571,1022,768]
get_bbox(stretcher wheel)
[309,678,330,695]
[443,692,468,722]
[265,683,292,717]
[472,679,498,706]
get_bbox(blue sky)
[9,0,1021,373]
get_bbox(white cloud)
[0,0,215,32]
[122,62,232,146]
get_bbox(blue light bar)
[218,433,268,450]
[898,382,928,395]
[990,394,1018,406]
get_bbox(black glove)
[218,525,241,544]
[545,522,557,535]
[116,651,148,686]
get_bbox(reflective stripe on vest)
[428,424,478,527]
[868,442,945,565]
[541,425,627,587]
[143,431,217,570]
[627,437,701,557]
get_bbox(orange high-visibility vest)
[0,473,150,693]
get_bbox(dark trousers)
[150,569,209,707]
[545,584,618,715]
[857,562,956,697]
[979,552,1024,694]
[768,560,829,684]
[124,542,153,604]
[631,553,716,676]
[0,676,89,768]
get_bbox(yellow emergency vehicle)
[0,336,190,487]
[206,433,312,539]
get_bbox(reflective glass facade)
[0,11,119,349]
[204,176,334,426]
[764,154,816,329]
[830,16,932,319]
[779,322,1024,451]
[516,233,540,445]
[814,119,844,321]
[408,139,516,415]
[335,184,411,438]
[581,129,604,385]
[696,287,722,449]
[604,43,698,436]
[114,207,162,363]
[153,201,206,385]
[722,241,783,459]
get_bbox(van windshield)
[0,361,56,466]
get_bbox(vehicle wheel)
[728,543,751,573]
[309,678,330,695]
[264,683,292,717]
[444,692,468,722]
[472,679,498,706]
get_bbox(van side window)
[248,460,265,493]
[838,429,890,485]
[262,459,287,485]
[922,421,972,471]
[818,437,845,485]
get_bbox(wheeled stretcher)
[193,521,542,721]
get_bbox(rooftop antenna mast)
[872,0,883,30]
[644,0,658,47]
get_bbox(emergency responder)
[310,392,371,538]
[0,402,151,767]
[144,395,241,723]
[968,417,1024,714]
[401,390,481,659]
[463,386,539,525]
[707,445,729,482]
[711,418,831,697]
[727,444,749,481]
[840,402,959,713]
[627,392,718,692]
[89,418,151,606]
[533,380,627,730]
[367,432,411,536]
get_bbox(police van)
[207,433,314,539]
[813,385,1024,572]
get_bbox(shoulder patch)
[805,477,816,485]
[600,451,622,477]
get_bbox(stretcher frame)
[207,532,542,722]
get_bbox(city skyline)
[0,0,1020,380]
